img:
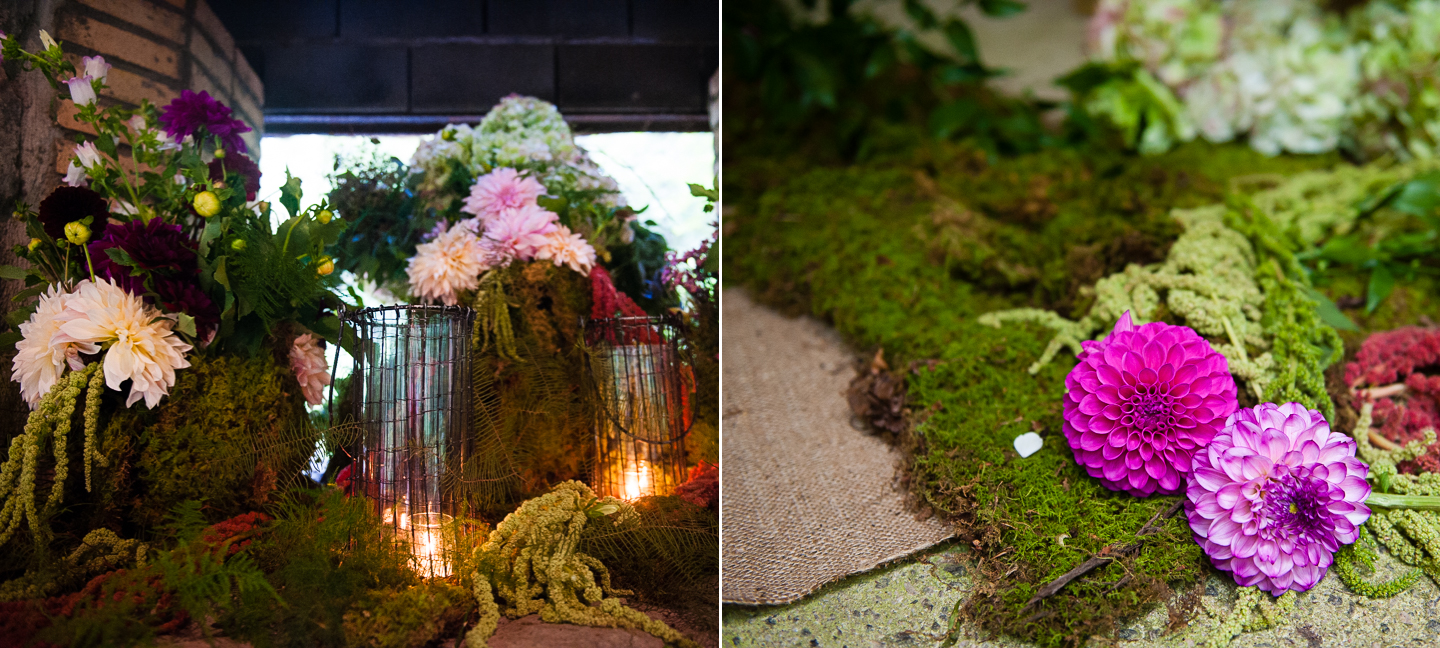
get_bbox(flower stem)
[1366,492,1440,511]
[82,244,94,282]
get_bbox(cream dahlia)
[51,278,192,408]
[289,332,330,406]
[11,286,90,407]
[534,224,597,274]
[460,167,546,225]
[407,222,488,305]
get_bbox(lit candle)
[410,512,451,578]
[622,459,651,500]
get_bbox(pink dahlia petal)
[1062,311,1236,496]
[1186,402,1372,593]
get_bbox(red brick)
[189,24,231,85]
[58,13,182,79]
[193,1,237,67]
[74,0,187,44]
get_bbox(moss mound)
[102,351,316,531]
[724,139,1344,646]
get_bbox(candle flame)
[623,460,651,500]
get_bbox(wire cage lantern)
[586,314,694,501]
[342,305,475,577]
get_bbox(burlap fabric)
[722,289,953,605]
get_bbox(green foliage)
[604,221,679,314]
[221,489,420,647]
[462,262,594,519]
[580,495,718,601]
[725,0,1055,160]
[102,351,317,530]
[344,580,475,648]
[326,146,430,294]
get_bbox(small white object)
[1014,432,1044,458]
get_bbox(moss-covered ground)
[724,137,1440,646]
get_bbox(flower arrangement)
[0,31,348,413]
[1077,0,1440,159]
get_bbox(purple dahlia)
[1063,311,1237,496]
[1186,403,1371,593]
[88,218,199,276]
[38,186,110,242]
[158,90,251,153]
[208,150,261,201]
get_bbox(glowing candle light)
[622,459,652,500]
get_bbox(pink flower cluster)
[1344,326,1440,473]
[458,167,596,274]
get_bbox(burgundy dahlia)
[153,278,219,339]
[38,186,110,242]
[158,90,252,152]
[88,218,199,276]
[208,150,262,201]
[1063,311,1237,496]
[1186,403,1371,593]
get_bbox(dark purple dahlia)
[1186,403,1371,593]
[1063,311,1238,496]
[87,218,199,276]
[208,151,261,201]
[38,186,109,242]
[154,278,219,339]
[158,90,252,153]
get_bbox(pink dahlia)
[461,167,546,226]
[289,332,330,406]
[1063,311,1237,496]
[1186,403,1371,593]
[480,203,559,262]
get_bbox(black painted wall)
[209,0,718,133]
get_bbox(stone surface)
[723,543,1440,648]
[490,614,664,648]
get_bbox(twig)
[1019,499,1184,612]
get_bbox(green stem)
[82,244,94,282]
[1366,492,1440,511]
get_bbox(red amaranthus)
[1345,326,1440,473]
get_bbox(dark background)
[209,0,718,133]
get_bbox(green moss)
[465,262,595,520]
[102,351,316,531]
[724,140,1341,646]
[344,580,475,648]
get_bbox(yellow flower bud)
[213,148,226,159]
[193,190,221,217]
[64,221,90,245]
[212,180,227,190]
[230,238,247,251]
[27,238,42,252]
[317,209,333,224]
[316,256,335,276]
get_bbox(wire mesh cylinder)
[587,315,692,500]
[343,305,475,576]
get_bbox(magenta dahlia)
[158,90,252,152]
[1186,403,1371,593]
[1063,311,1237,496]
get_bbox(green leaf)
[104,246,138,267]
[95,133,117,158]
[176,312,197,337]
[1366,264,1396,314]
[0,331,21,348]
[979,0,1027,17]
[199,219,223,258]
[0,265,31,280]
[1301,287,1358,332]
[7,304,38,327]
[279,172,303,217]
[11,284,47,302]
[942,21,978,64]
[214,256,231,290]
[1389,173,1440,218]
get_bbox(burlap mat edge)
[720,531,956,606]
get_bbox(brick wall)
[52,0,264,174]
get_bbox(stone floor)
[722,542,1440,648]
